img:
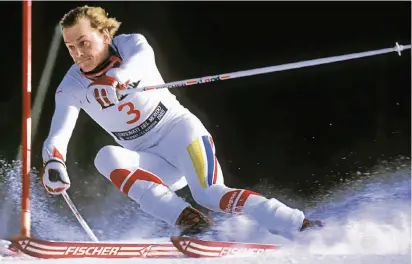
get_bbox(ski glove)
[88,68,130,110]
[88,75,122,109]
[41,158,71,195]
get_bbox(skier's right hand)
[41,158,71,195]
[88,75,121,109]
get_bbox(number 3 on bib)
[118,102,141,124]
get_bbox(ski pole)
[119,42,411,96]
[62,190,99,242]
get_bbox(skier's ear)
[102,29,111,44]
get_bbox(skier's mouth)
[77,57,92,65]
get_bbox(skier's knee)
[94,145,140,178]
[94,145,120,176]
[190,190,210,209]
[190,184,227,211]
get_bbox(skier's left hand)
[41,158,71,195]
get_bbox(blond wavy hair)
[60,5,121,38]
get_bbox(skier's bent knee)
[94,145,115,166]
[94,145,130,177]
[190,189,214,210]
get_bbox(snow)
[0,158,410,264]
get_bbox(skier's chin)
[79,62,96,73]
[77,58,97,72]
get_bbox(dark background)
[0,2,410,202]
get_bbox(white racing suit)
[43,33,305,238]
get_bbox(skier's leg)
[94,145,210,231]
[151,116,307,238]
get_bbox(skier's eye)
[80,41,90,47]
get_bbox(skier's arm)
[107,34,158,85]
[42,83,81,164]
[41,79,82,195]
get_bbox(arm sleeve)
[114,34,158,84]
[42,81,81,164]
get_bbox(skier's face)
[63,18,110,72]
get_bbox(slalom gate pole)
[120,42,411,96]
[21,0,32,238]
[62,191,99,242]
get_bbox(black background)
[0,2,410,201]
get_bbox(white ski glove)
[88,75,121,109]
[88,68,130,109]
[41,158,71,195]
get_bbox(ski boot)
[175,206,213,236]
[300,218,325,231]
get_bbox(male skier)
[42,5,323,239]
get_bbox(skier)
[42,5,323,239]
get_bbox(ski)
[170,236,281,258]
[10,236,183,259]
[8,236,282,259]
